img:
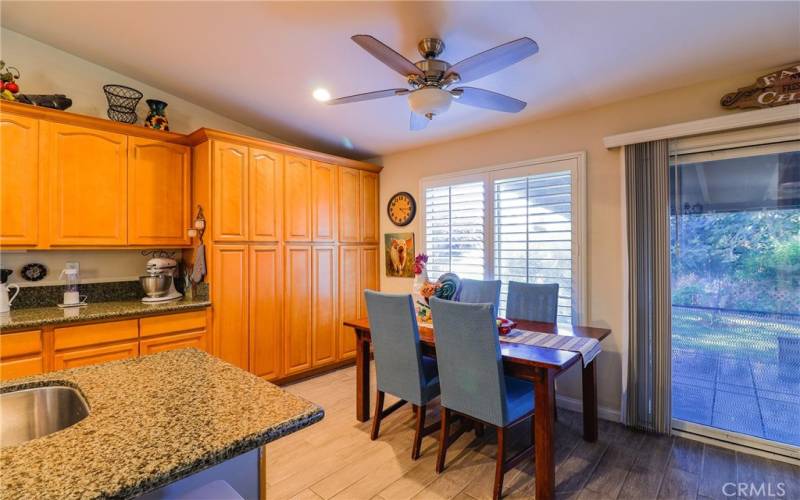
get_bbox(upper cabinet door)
[284,156,312,241]
[127,138,191,246]
[249,148,283,241]
[360,171,379,243]
[212,140,248,242]
[0,114,39,246]
[311,161,337,242]
[46,122,128,246]
[249,244,283,381]
[338,167,361,243]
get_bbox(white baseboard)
[556,394,622,423]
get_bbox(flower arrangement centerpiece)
[411,253,462,324]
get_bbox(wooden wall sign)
[721,63,800,109]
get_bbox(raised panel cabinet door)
[47,122,128,246]
[312,246,337,367]
[338,246,360,359]
[0,114,39,246]
[360,246,380,311]
[360,171,379,243]
[249,245,283,380]
[127,138,191,246]
[53,341,139,370]
[284,156,312,241]
[249,148,283,241]
[140,331,207,356]
[283,245,312,375]
[212,141,248,241]
[211,244,249,369]
[338,167,360,243]
[311,161,337,242]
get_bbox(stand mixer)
[140,257,183,303]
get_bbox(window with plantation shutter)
[424,181,486,281]
[494,171,574,324]
[421,154,585,325]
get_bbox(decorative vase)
[144,99,170,131]
[412,268,431,323]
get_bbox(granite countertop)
[0,296,211,332]
[0,349,324,499]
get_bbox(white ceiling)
[2,1,798,159]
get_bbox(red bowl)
[497,318,517,335]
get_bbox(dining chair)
[429,297,535,500]
[458,278,502,311]
[363,290,441,460]
[506,281,559,323]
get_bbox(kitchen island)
[0,348,323,499]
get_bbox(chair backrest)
[429,297,509,427]
[506,281,559,323]
[363,290,427,405]
[458,279,502,311]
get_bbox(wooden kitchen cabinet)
[249,245,283,380]
[360,171,380,243]
[0,330,43,381]
[338,167,361,243]
[360,246,380,295]
[312,161,337,242]
[0,114,39,247]
[54,319,139,351]
[212,141,249,242]
[127,137,191,246]
[312,246,337,367]
[140,331,206,355]
[211,245,249,369]
[283,245,312,375]
[54,341,139,370]
[46,122,128,246]
[284,156,313,242]
[338,246,361,359]
[249,148,283,242]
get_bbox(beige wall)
[376,69,765,416]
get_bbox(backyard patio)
[672,306,800,447]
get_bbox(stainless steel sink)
[0,386,89,448]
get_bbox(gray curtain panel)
[625,140,672,434]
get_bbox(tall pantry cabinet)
[191,130,379,382]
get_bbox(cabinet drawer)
[140,310,207,338]
[0,330,42,358]
[53,341,139,370]
[54,319,138,351]
[0,356,43,381]
[140,331,206,356]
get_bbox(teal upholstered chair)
[429,298,535,499]
[506,281,559,323]
[458,279,502,311]
[363,290,440,459]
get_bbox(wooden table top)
[343,318,611,371]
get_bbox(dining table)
[342,317,611,500]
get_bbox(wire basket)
[103,84,143,123]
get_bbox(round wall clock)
[388,192,417,227]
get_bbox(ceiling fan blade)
[445,38,538,84]
[327,88,409,105]
[410,112,429,131]
[452,87,527,113]
[352,35,425,78]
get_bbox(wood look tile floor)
[265,365,800,500]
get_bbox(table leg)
[582,360,598,442]
[534,367,556,500]
[356,330,371,422]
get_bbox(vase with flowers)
[412,253,438,323]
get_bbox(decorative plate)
[497,318,517,335]
[387,192,416,227]
[21,263,47,282]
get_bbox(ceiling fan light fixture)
[407,87,452,117]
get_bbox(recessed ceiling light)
[313,88,331,102]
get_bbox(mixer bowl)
[139,274,172,298]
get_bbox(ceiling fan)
[326,35,539,130]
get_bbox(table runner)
[502,329,601,367]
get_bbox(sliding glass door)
[670,141,800,451]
